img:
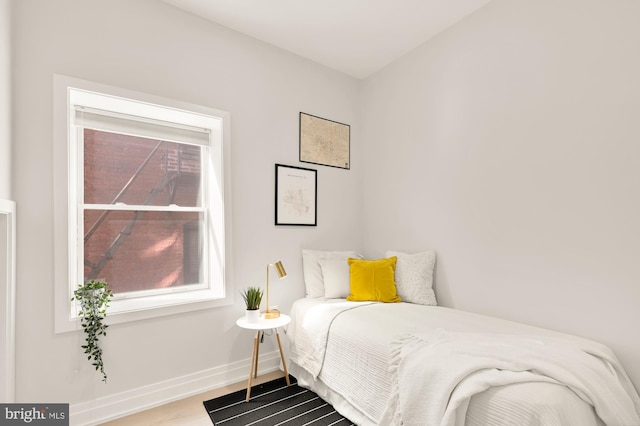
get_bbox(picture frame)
[299,112,350,169]
[275,164,317,226]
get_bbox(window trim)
[53,75,234,334]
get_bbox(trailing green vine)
[72,280,113,383]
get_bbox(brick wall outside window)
[83,129,202,294]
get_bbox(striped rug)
[203,376,354,425]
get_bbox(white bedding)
[288,298,372,378]
[384,329,640,426]
[287,299,640,426]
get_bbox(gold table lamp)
[263,261,287,319]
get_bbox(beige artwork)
[300,113,350,169]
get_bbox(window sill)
[55,289,233,334]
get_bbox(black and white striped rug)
[203,376,354,425]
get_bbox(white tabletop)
[236,313,291,330]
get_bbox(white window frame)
[54,75,234,333]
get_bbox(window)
[54,76,233,332]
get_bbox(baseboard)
[70,350,283,425]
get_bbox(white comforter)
[383,329,640,426]
[288,298,372,378]
[287,299,640,426]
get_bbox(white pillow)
[302,249,362,298]
[385,250,437,306]
[318,258,351,298]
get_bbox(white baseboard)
[70,350,283,425]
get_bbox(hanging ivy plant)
[72,280,114,383]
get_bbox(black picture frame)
[299,112,350,169]
[275,164,317,226]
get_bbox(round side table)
[236,314,291,401]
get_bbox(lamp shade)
[273,261,287,279]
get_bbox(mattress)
[286,298,639,425]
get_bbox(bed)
[285,250,640,426]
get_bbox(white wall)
[0,0,15,405]
[11,0,362,415]
[362,0,640,387]
[0,0,10,199]
[12,0,640,417]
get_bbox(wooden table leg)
[276,329,290,386]
[245,331,260,402]
[254,331,261,378]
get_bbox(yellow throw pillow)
[346,257,401,303]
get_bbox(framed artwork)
[275,164,317,226]
[299,112,350,169]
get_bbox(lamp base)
[262,309,280,319]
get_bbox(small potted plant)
[241,286,263,323]
[71,280,114,382]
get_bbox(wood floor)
[100,370,285,426]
